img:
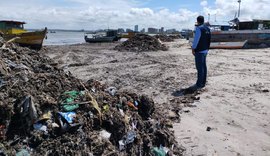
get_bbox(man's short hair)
[197,16,204,25]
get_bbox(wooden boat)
[189,29,270,49]
[84,30,121,43]
[84,35,116,43]
[211,29,270,46]
[0,20,47,50]
[189,18,270,49]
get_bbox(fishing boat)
[210,19,270,48]
[85,34,116,43]
[189,19,270,49]
[188,0,270,49]
[0,20,47,50]
[84,30,121,43]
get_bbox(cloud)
[203,0,270,23]
[0,1,199,30]
[0,0,269,30]
[200,0,208,7]
[130,8,154,16]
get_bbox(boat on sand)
[0,20,47,50]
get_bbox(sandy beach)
[42,39,270,156]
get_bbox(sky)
[0,0,270,30]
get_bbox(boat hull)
[189,29,270,49]
[211,29,270,46]
[3,28,47,50]
[84,36,116,43]
[210,40,248,49]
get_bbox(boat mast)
[237,0,241,18]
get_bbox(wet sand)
[42,39,270,156]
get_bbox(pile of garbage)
[0,37,184,155]
[154,35,174,42]
[114,34,169,52]
[168,35,181,40]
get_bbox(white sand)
[174,46,270,156]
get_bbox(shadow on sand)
[171,85,198,97]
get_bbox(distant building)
[140,28,145,33]
[134,25,139,32]
[166,28,178,34]
[126,28,134,33]
[180,29,193,39]
[148,27,158,34]
[117,28,125,33]
[160,27,164,34]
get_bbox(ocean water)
[44,31,86,45]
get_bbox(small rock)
[168,110,178,119]
[206,127,212,131]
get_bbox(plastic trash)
[125,131,136,144]
[88,111,94,118]
[59,91,85,112]
[16,149,30,156]
[119,131,136,150]
[119,140,125,151]
[58,112,76,124]
[57,112,80,132]
[62,104,80,112]
[134,101,139,107]
[132,122,137,130]
[51,123,60,128]
[39,111,52,121]
[151,147,166,156]
[119,109,125,116]
[105,87,117,96]
[33,123,47,133]
[0,79,6,88]
[17,95,38,126]
[100,130,111,139]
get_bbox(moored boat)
[189,19,270,49]
[84,30,121,43]
[211,29,270,46]
[84,35,116,43]
[0,20,47,50]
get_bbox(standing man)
[191,15,211,90]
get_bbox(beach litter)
[154,34,174,42]
[0,37,184,155]
[114,34,169,52]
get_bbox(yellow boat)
[0,20,47,50]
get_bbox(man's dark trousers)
[195,52,207,88]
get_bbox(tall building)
[126,28,133,33]
[117,28,125,33]
[166,28,177,34]
[140,28,145,33]
[160,27,164,33]
[148,27,158,34]
[134,25,139,32]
